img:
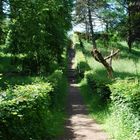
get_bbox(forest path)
[58,47,109,140]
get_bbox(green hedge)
[84,71,111,103]
[108,80,140,140]
[110,80,140,113]
[47,70,66,108]
[77,61,90,78]
[0,70,66,140]
[83,71,140,139]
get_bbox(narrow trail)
[58,47,109,140]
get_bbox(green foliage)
[74,43,91,80]
[74,35,140,139]
[77,61,90,78]
[0,1,70,139]
[106,80,140,140]
[110,80,140,113]
[84,71,111,104]
[0,70,67,140]
[47,70,67,108]
[0,83,53,140]
[6,0,73,74]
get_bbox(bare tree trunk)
[87,0,113,78]
[87,0,96,48]
[91,49,113,78]
[0,0,4,44]
[127,2,133,53]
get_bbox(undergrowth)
[0,44,69,140]
[0,70,68,140]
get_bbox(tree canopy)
[2,0,73,74]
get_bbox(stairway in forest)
[57,47,109,140]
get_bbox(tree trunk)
[128,36,132,52]
[87,0,113,78]
[87,0,96,48]
[85,18,89,41]
[91,49,113,78]
[127,2,133,53]
[0,0,4,44]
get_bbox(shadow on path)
[57,47,108,140]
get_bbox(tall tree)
[75,0,115,77]
[0,0,4,44]
[126,0,140,52]
[7,0,73,74]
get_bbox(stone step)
[68,71,77,76]
[68,69,75,72]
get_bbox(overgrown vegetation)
[0,40,69,139]
[0,70,68,140]
[1,0,72,74]
[0,0,72,139]
[73,34,140,140]
[0,0,140,139]
[107,80,140,140]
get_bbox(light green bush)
[108,80,140,140]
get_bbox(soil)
[57,47,109,140]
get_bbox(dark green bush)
[47,70,65,108]
[85,71,111,103]
[0,83,53,140]
[77,61,90,78]
[109,80,140,114]
[0,70,67,140]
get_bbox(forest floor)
[57,47,109,140]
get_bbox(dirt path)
[58,47,109,140]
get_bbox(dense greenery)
[0,0,72,139]
[0,0,140,139]
[0,83,53,140]
[1,0,73,74]
[0,70,68,140]
[108,80,140,139]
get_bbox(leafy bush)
[0,83,53,140]
[0,70,67,140]
[109,79,140,115]
[85,71,111,103]
[108,80,140,140]
[47,70,66,108]
[77,61,90,78]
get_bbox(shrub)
[85,71,111,103]
[47,70,65,108]
[109,80,140,114]
[0,70,67,140]
[0,83,53,140]
[108,80,140,140]
[77,61,90,78]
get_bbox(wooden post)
[109,50,114,67]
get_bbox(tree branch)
[104,49,120,60]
